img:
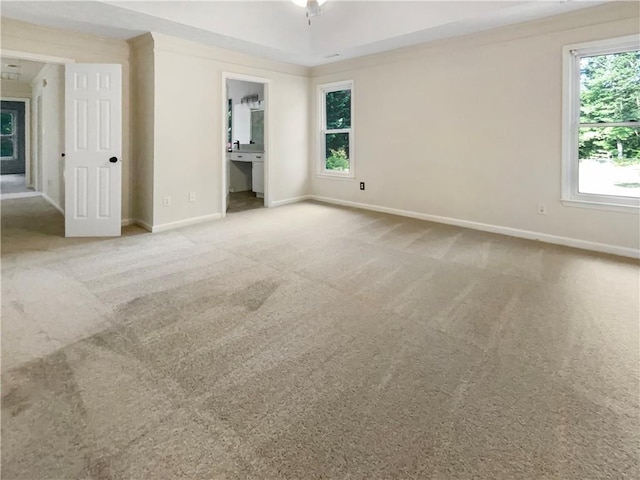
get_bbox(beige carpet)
[1,196,639,479]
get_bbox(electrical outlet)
[537,203,547,215]
[360,182,365,191]
[189,192,196,203]
[163,196,171,207]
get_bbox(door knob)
[109,156,118,163]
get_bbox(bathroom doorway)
[221,73,270,216]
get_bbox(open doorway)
[1,98,31,195]
[2,51,124,238]
[222,73,270,215]
[0,56,63,205]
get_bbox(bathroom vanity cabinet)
[230,152,264,197]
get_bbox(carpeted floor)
[1,196,639,479]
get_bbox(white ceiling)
[1,1,610,66]
[1,58,46,84]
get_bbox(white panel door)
[64,64,122,237]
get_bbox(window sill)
[315,173,355,181]
[561,198,639,214]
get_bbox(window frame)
[318,80,355,179]
[1,111,17,161]
[562,35,640,213]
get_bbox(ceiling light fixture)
[291,0,328,25]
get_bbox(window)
[1,111,17,160]
[562,36,640,211]
[319,81,353,177]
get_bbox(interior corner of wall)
[150,32,169,49]
[129,32,154,53]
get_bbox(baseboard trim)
[121,218,136,227]
[41,193,64,216]
[271,195,311,207]
[150,213,222,233]
[309,195,640,259]
[1,191,41,200]
[135,219,153,232]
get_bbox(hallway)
[0,174,34,196]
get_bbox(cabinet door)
[252,161,264,194]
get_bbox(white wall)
[129,34,155,227]
[1,18,132,220]
[31,64,64,209]
[1,80,31,98]
[309,2,640,253]
[151,33,310,227]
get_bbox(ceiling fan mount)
[291,0,328,25]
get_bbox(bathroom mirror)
[251,109,264,145]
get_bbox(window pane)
[1,112,14,135]
[325,89,351,129]
[580,50,640,124]
[578,126,640,198]
[325,133,350,172]
[1,136,14,158]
